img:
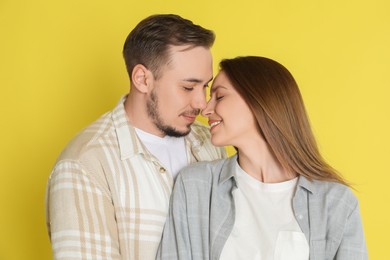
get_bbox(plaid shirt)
[46,96,226,259]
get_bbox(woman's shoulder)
[304,178,359,208]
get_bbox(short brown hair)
[123,14,215,81]
[220,56,348,185]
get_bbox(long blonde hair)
[220,56,348,185]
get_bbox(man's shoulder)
[190,121,211,136]
[55,111,115,162]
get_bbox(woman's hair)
[220,56,348,185]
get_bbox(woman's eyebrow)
[210,85,227,94]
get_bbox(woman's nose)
[201,99,214,118]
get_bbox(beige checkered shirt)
[46,96,226,259]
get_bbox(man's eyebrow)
[182,76,213,85]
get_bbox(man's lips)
[182,115,196,122]
[181,110,200,122]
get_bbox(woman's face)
[202,71,259,147]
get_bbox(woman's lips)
[208,120,221,131]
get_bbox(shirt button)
[159,167,166,173]
[297,214,303,220]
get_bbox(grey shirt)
[157,155,368,260]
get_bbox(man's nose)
[192,89,207,110]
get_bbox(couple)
[46,14,367,259]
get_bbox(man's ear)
[131,64,151,93]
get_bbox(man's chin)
[161,125,191,137]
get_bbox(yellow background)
[1,0,389,259]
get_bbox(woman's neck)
[236,138,296,183]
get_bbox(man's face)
[147,45,213,137]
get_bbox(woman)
[157,56,367,260]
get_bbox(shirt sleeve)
[46,160,121,259]
[157,174,192,260]
[335,199,368,259]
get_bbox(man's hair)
[220,56,348,185]
[123,14,215,81]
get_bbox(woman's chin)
[211,137,227,148]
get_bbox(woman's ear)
[131,64,150,93]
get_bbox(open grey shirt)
[157,155,368,260]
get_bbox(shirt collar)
[185,122,206,158]
[219,154,238,185]
[111,96,146,160]
[296,175,315,194]
[218,154,316,194]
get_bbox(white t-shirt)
[220,161,309,260]
[135,128,188,180]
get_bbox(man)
[46,14,226,259]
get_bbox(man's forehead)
[163,46,213,83]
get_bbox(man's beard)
[147,90,199,137]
